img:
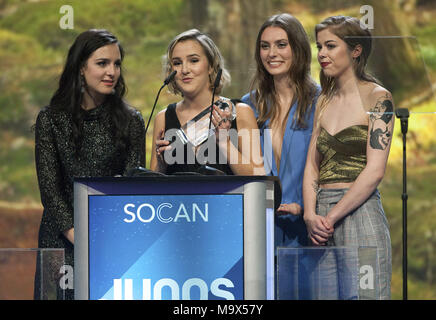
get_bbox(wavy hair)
[315,16,380,124]
[163,29,231,96]
[249,13,318,128]
[49,29,131,154]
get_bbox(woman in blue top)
[241,13,319,247]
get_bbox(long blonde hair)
[163,29,231,96]
[250,13,318,129]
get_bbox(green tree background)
[0,0,435,299]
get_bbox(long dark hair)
[250,13,318,128]
[50,29,130,153]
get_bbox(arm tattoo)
[369,93,393,150]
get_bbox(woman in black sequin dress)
[34,29,145,299]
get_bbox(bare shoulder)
[235,101,254,113]
[153,108,168,129]
[233,101,258,129]
[235,101,257,122]
[314,94,327,118]
[371,85,393,103]
[156,108,167,117]
[363,83,394,112]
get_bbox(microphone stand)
[208,69,222,133]
[395,108,409,300]
[198,69,225,176]
[145,71,177,141]
[126,71,176,177]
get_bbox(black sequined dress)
[34,103,145,299]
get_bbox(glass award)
[175,98,236,147]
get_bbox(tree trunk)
[189,0,209,30]
[196,0,273,98]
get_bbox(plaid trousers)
[314,188,392,300]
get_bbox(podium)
[74,175,280,300]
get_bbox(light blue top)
[241,87,319,247]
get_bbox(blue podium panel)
[88,194,243,300]
[75,176,279,300]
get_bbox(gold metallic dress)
[317,125,368,184]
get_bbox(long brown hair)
[249,13,317,128]
[315,16,380,123]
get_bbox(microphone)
[164,70,177,86]
[145,70,177,135]
[214,68,223,88]
[130,70,176,177]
